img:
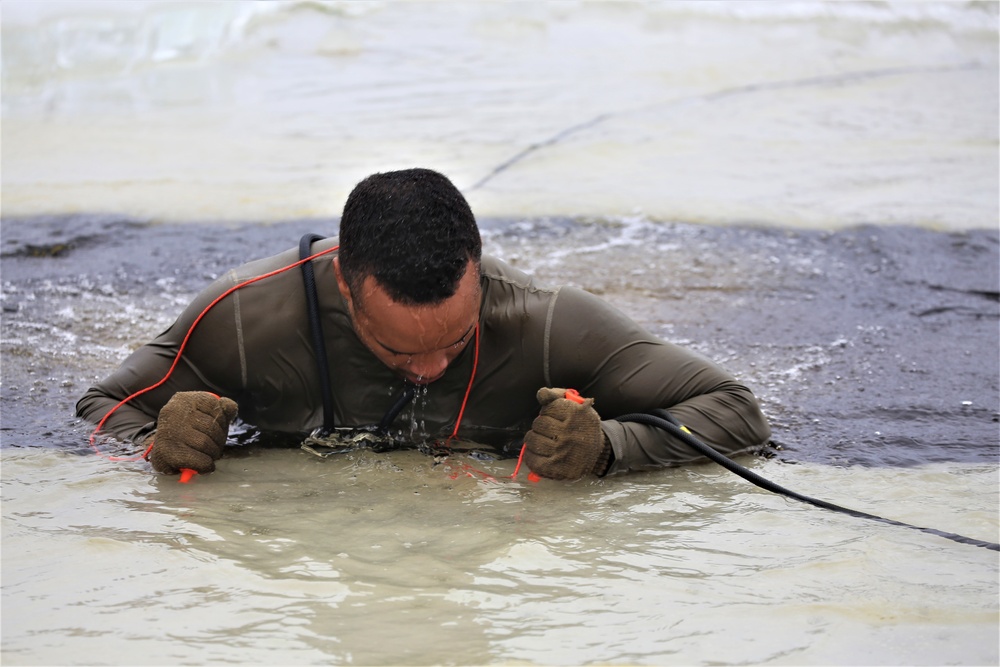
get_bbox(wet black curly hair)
[338,168,482,306]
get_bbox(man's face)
[335,259,481,385]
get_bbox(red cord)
[511,444,530,479]
[449,324,480,438]
[89,246,340,461]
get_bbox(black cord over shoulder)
[300,234,336,435]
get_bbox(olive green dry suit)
[76,239,771,475]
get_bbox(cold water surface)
[3,445,997,665]
[2,216,998,665]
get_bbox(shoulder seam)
[228,268,248,390]
[543,286,561,387]
[482,268,559,295]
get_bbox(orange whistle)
[564,388,585,404]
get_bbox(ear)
[332,257,354,310]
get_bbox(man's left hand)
[524,387,612,480]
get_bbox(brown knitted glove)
[148,391,238,475]
[523,387,612,480]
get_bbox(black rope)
[299,234,336,435]
[617,410,1000,552]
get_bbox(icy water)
[2,2,999,666]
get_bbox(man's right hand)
[148,392,239,475]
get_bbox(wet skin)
[333,257,481,385]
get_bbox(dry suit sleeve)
[75,270,246,445]
[545,287,771,474]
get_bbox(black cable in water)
[378,384,417,434]
[616,410,999,552]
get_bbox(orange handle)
[177,394,223,484]
[520,389,586,483]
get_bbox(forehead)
[355,263,481,352]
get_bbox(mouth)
[403,370,445,385]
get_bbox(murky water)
[3,445,997,665]
[2,2,998,665]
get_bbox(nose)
[406,352,450,384]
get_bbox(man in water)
[77,168,770,480]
